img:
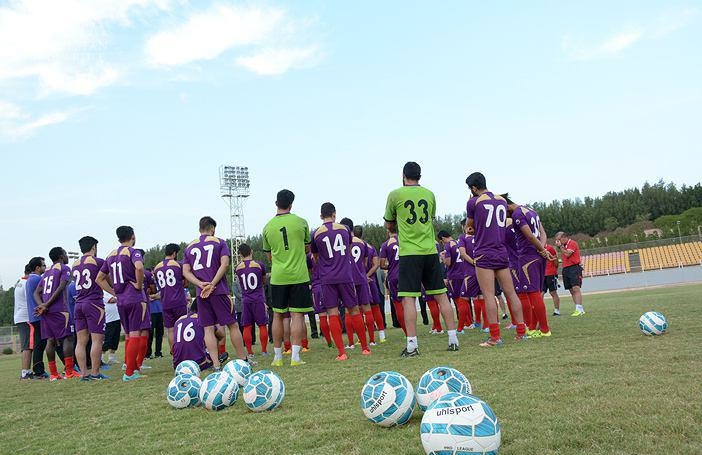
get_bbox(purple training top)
[153,259,187,310]
[184,235,231,297]
[100,246,145,303]
[349,237,370,285]
[443,239,465,280]
[379,236,400,281]
[466,192,509,269]
[40,263,71,313]
[512,205,542,258]
[172,312,207,367]
[310,222,355,285]
[235,259,266,303]
[71,255,105,304]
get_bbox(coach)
[554,232,585,317]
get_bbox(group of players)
[13,161,587,380]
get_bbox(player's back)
[72,255,105,303]
[103,246,144,302]
[512,206,542,257]
[263,213,310,285]
[349,237,370,284]
[458,234,476,276]
[172,313,206,366]
[235,260,266,302]
[311,222,354,284]
[40,263,70,312]
[467,192,508,257]
[185,235,230,296]
[444,240,465,279]
[380,237,400,281]
[154,259,186,308]
[504,222,519,268]
[385,185,437,256]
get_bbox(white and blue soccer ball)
[416,366,473,411]
[175,360,201,377]
[243,370,285,412]
[360,371,416,427]
[166,374,202,409]
[199,372,239,411]
[421,392,501,455]
[639,311,668,336]
[223,359,252,386]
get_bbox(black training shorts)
[398,254,447,298]
[562,265,583,290]
[271,283,314,314]
[543,275,558,293]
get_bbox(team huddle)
[12,161,587,381]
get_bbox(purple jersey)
[235,260,266,303]
[379,236,400,281]
[143,269,153,303]
[101,246,145,303]
[184,235,231,297]
[153,259,187,310]
[307,253,321,287]
[512,206,542,258]
[466,192,509,268]
[172,313,206,366]
[310,222,355,285]
[71,255,105,304]
[349,237,370,285]
[40,263,70,313]
[505,224,519,268]
[443,239,465,280]
[457,234,476,276]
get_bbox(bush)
[2,347,13,355]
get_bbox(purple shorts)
[198,294,237,327]
[388,278,399,302]
[517,256,545,293]
[74,300,106,334]
[510,267,521,292]
[311,286,324,314]
[369,278,382,305]
[163,305,188,329]
[241,297,268,326]
[118,300,151,334]
[355,282,372,306]
[475,254,509,270]
[40,311,73,340]
[447,279,463,299]
[322,283,358,309]
[460,274,481,299]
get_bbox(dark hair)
[403,161,421,181]
[465,172,486,190]
[48,247,64,262]
[199,216,217,231]
[276,189,295,209]
[320,202,336,218]
[165,243,180,257]
[500,193,514,205]
[387,223,397,234]
[238,243,252,257]
[437,230,451,240]
[353,225,363,238]
[189,298,198,313]
[136,249,145,257]
[28,257,44,272]
[116,226,134,243]
[339,217,354,232]
[24,264,31,275]
[78,236,98,254]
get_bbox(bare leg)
[497,294,507,316]
[290,313,305,346]
[226,323,247,360]
[401,296,417,337]
[435,293,456,331]
[495,268,524,324]
[167,327,174,352]
[571,286,583,307]
[75,329,90,375]
[272,313,284,349]
[90,333,104,376]
[203,326,220,368]
[550,290,560,311]
[21,348,31,371]
[475,268,497,324]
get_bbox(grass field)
[1,284,701,455]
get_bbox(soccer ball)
[360,371,416,427]
[223,359,252,386]
[175,360,201,377]
[639,311,668,335]
[243,370,285,412]
[416,366,473,411]
[199,372,239,411]
[421,392,501,455]
[166,374,202,409]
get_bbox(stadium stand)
[582,241,702,275]
[582,251,630,277]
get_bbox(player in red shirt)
[554,232,585,316]
[542,244,561,315]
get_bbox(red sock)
[371,305,385,330]
[258,325,268,353]
[474,298,485,327]
[302,338,309,349]
[489,323,501,341]
[528,292,550,333]
[218,343,226,356]
[393,301,407,335]
[136,336,147,368]
[48,360,59,376]
[351,313,369,350]
[344,313,355,345]
[64,356,75,374]
[428,300,442,331]
[319,315,332,345]
[328,315,346,356]
[519,293,534,330]
[284,341,292,352]
[125,337,139,376]
[243,326,253,355]
[123,337,129,363]
[456,298,472,331]
[505,297,516,324]
[516,323,527,337]
[363,310,376,343]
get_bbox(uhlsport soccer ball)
[360,371,416,427]
[421,392,501,455]
[416,366,473,411]
[199,371,239,411]
[223,359,252,386]
[243,370,285,412]
[639,311,668,335]
[175,360,201,377]
[166,373,202,409]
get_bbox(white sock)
[554,309,560,314]
[274,347,283,360]
[291,345,301,362]
[406,336,418,352]
[447,330,458,345]
[379,330,386,341]
[576,305,584,312]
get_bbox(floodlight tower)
[220,165,251,286]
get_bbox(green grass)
[1,284,701,455]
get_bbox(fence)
[0,325,18,354]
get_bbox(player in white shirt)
[101,291,121,365]
[14,265,32,379]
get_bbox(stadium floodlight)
[67,251,80,262]
[220,165,251,287]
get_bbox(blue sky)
[0,1,700,286]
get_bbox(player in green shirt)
[262,189,313,367]
[384,162,458,357]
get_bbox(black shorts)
[271,283,314,313]
[562,265,583,290]
[16,322,31,351]
[543,275,558,293]
[398,254,447,298]
[102,320,121,351]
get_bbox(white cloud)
[0,101,76,139]
[236,46,318,75]
[146,5,284,66]
[653,7,700,37]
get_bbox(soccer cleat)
[466,323,478,330]
[505,324,517,330]
[139,364,152,370]
[335,354,348,361]
[539,331,552,337]
[514,334,529,342]
[571,310,585,317]
[80,376,93,382]
[122,371,145,382]
[64,370,81,379]
[400,348,420,358]
[90,373,111,380]
[369,342,377,347]
[246,356,259,366]
[32,372,49,379]
[270,359,283,367]
[501,314,508,320]
[20,372,35,380]
[290,359,307,367]
[481,327,490,333]
[447,343,459,352]
[100,362,110,371]
[456,330,465,335]
[553,311,561,316]
[345,344,355,350]
[218,351,229,364]
[121,363,127,371]
[479,338,504,347]
[361,349,371,356]
[528,331,541,339]
[260,351,269,356]
[302,347,310,353]
[380,338,387,343]
[49,374,63,381]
